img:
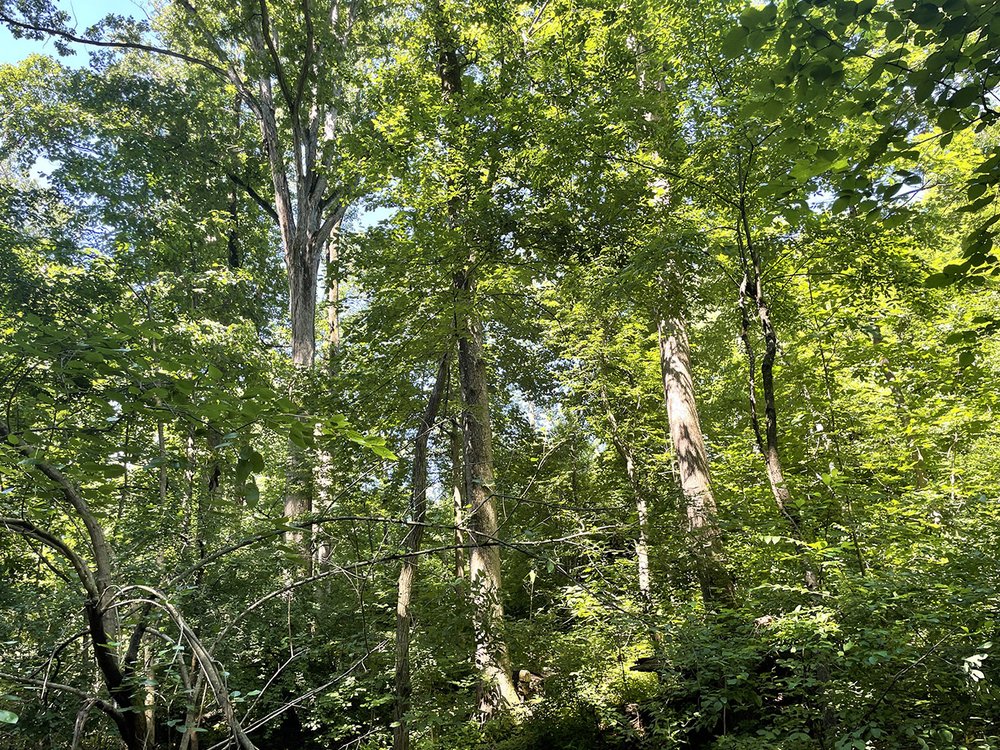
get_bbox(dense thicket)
[1,0,999,748]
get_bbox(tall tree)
[393,352,450,750]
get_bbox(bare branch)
[0,12,227,76]
[1,517,98,599]
[0,671,121,721]
[226,171,280,223]
[256,0,296,112]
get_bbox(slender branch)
[226,171,280,223]
[0,671,121,721]
[256,0,296,112]
[0,425,114,595]
[0,12,228,75]
[294,0,315,114]
[109,588,259,750]
[0,517,98,599]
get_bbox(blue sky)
[0,0,148,66]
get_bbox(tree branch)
[0,671,122,721]
[0,517,98,599]
[0,12,227,76]
[226,171,280,223]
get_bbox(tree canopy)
[1,0,999,748]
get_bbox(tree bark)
[455,270,522,718]
[427,0,520,717]
[393,353,451,750]
[327,220,343,361]
[0,486,148,750]
[737,208,819,589]
[601,396,651,601]
[656,312,735,606]
[451,417,467,580]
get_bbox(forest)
[0,0,998,747]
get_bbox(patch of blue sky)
[0,0,148,67]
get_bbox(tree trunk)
[451,417,466,580]
[0,428,151,749]
[142,644,155,750]
[312,223,345,569]
[738,207,819,590]
[327,222,343,361]
[657,311,735,606]
[425,0,520,717]
[455,270,522,718]
[226,92,242,271]
[393,354,451,750]
[602,399,651,600]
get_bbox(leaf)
[810,63,833,81]
[937,107,963,131]
[948,85,980,109]
[369,444,399,460]
[910,3,941,27]
[247,449,265,473]
[958,350,975,368]
[244,481,260,507]
[0,709,17,724]
[924,273,955,288]
[723,27,749,57]
[968,182,988,200]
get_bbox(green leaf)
[948,85,980,109]
[0,709,17,725]
[937,108,963,130]
[369,444,399,460]
[723,27,749,57]
[910,3,941,27]
[244,481,260,507]
[924,272,955,288]
[810,63,833,81]
[968,182,988,200]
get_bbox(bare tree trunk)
[142,644,155,750]
[737,206,819,589]
[327,222,343,361]
[602,399,651,600]
[393,354,451,750]
[313,224,346,570]
[621,446,652,600]
[0,428,150,748]
[314,425,333,574]
[178,676,205,750]
[426,0,520,716]
[451,417,466,580]
[657,312,735,606]
[738,273,803,531]
[226,95,242,270]
[455,270,522,718]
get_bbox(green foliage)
[1,0,1000,748]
